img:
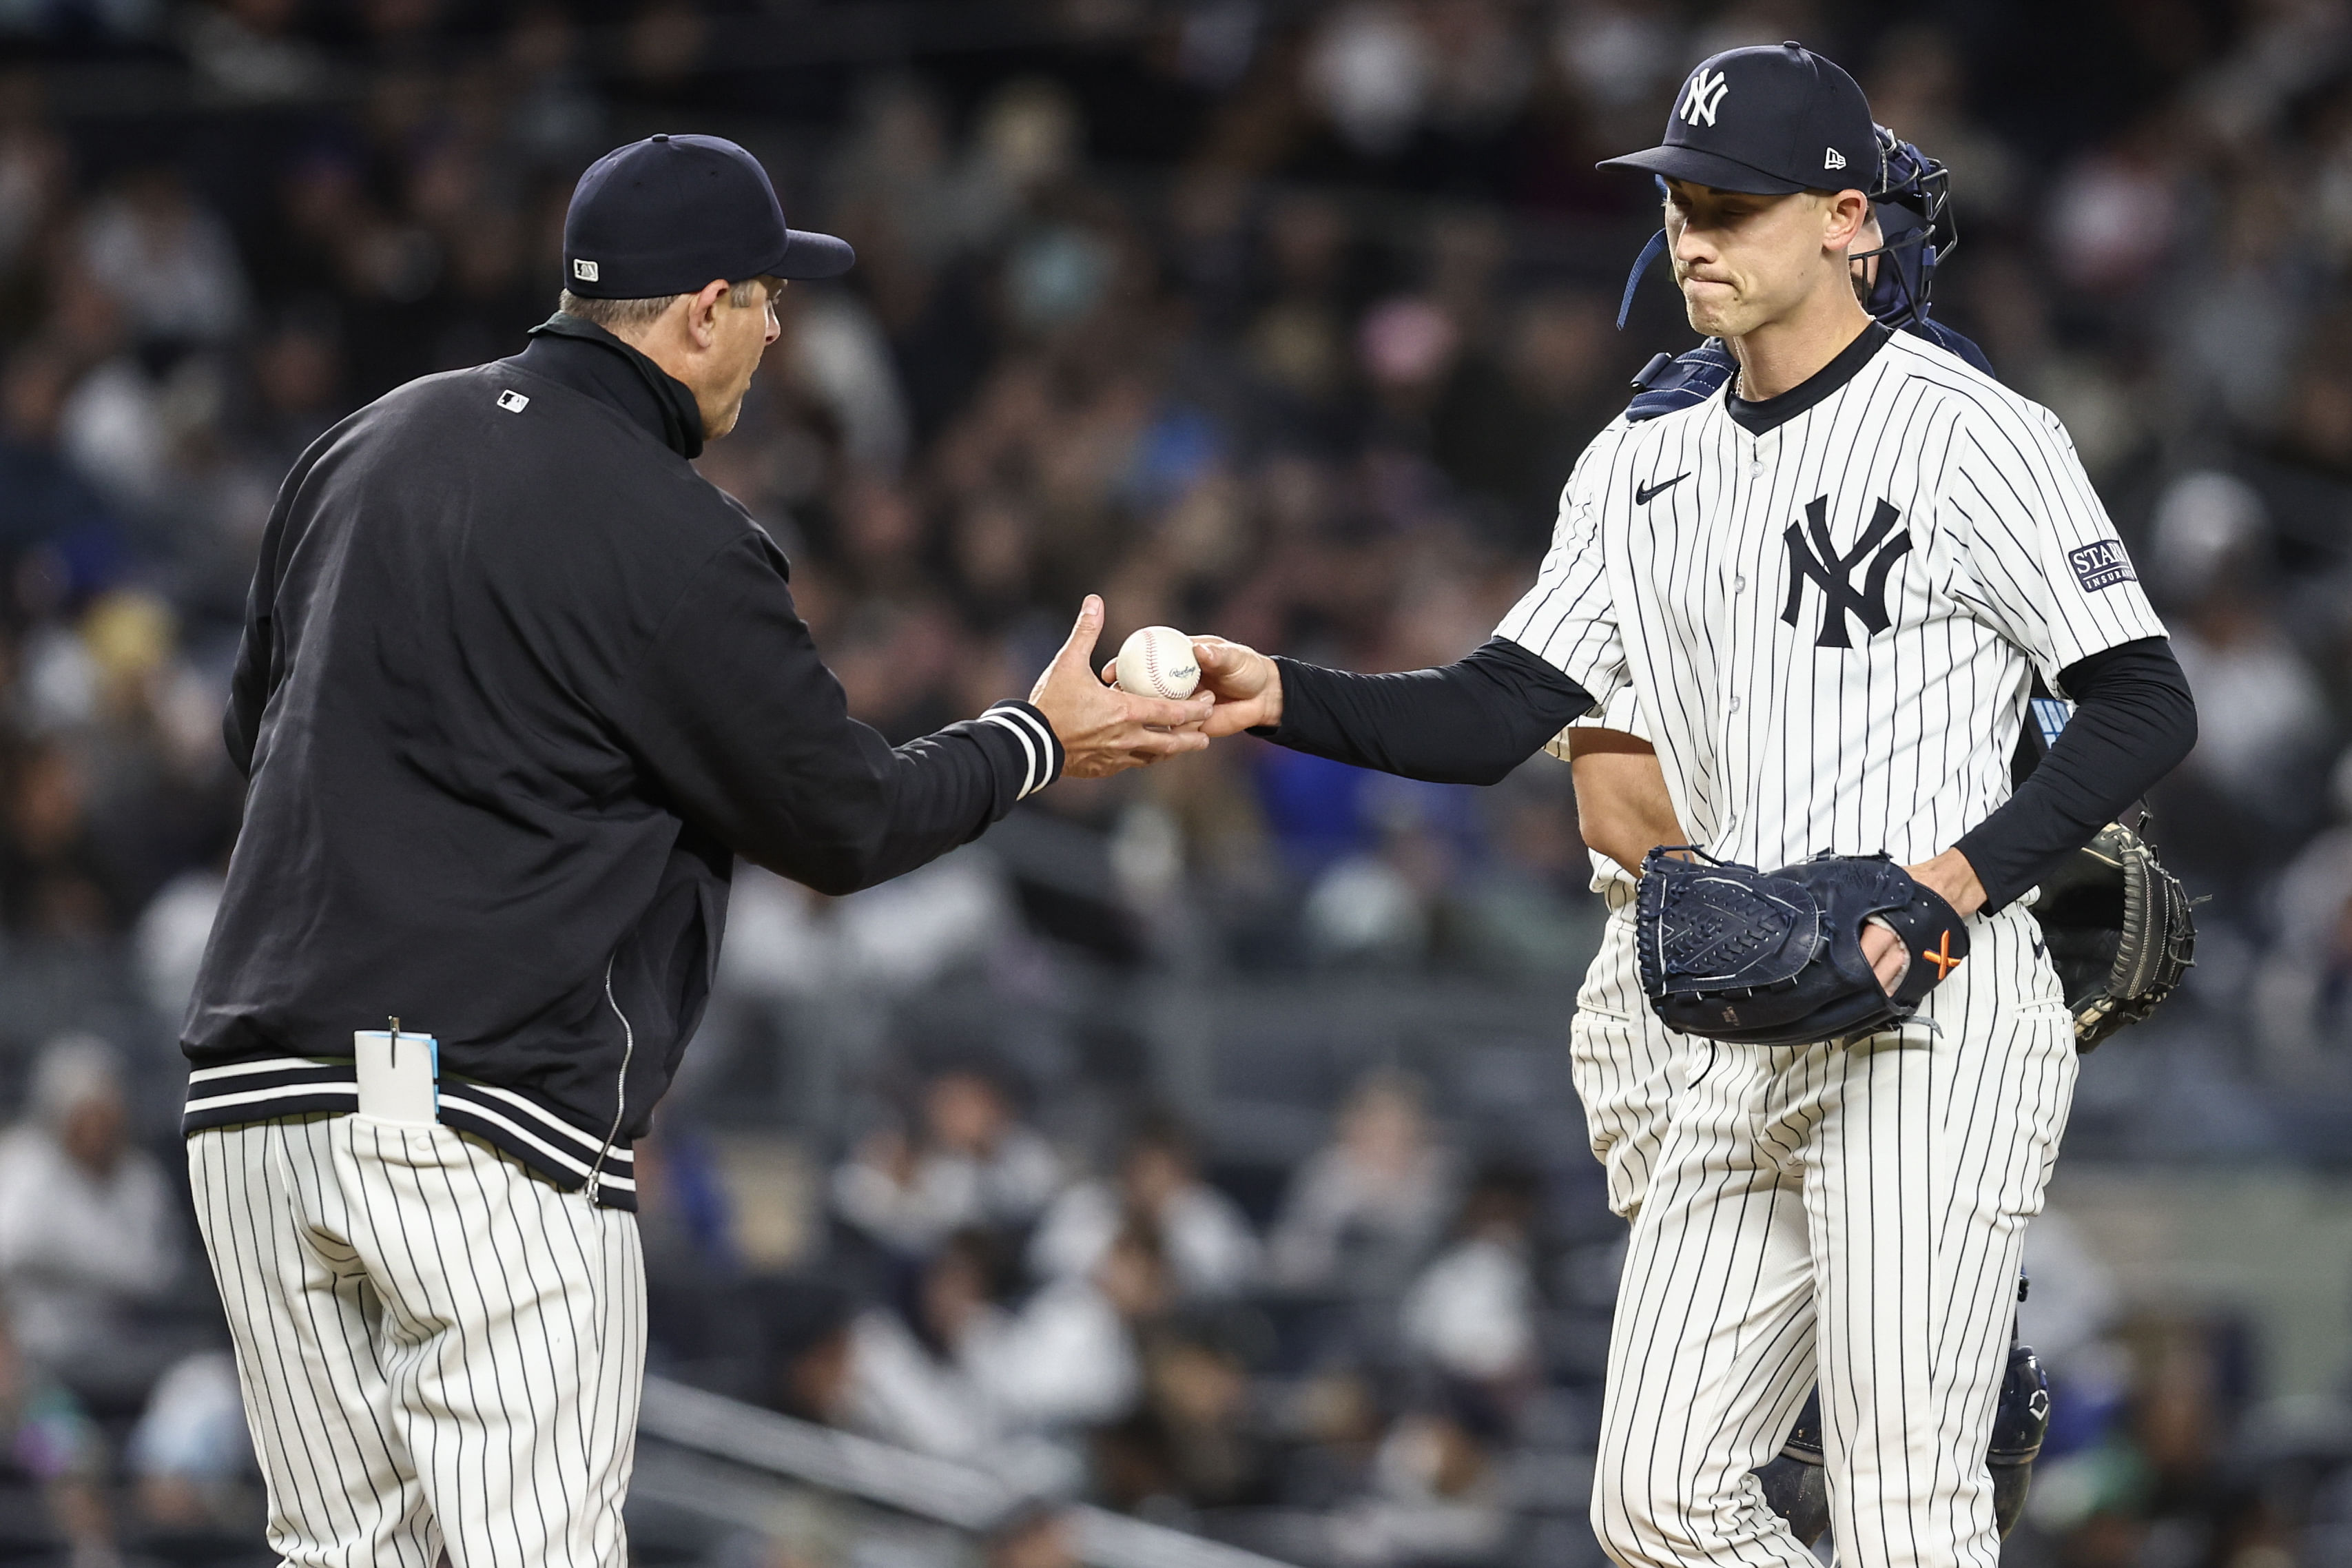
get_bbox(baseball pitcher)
[1191,43,2196,1568]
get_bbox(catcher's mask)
[1848,126,1956,331]
[1614,126,1956,332]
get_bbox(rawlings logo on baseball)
[1115,626,1201,701]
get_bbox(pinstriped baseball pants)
[1589,909,2075,1568]
[189,1115,645,1568]
[1570,888,1688,1221]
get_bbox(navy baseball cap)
[1599,42,1880,197]
[563,133,854,298]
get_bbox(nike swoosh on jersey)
[1636,473,1691,504]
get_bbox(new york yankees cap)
[563,133,854,299]
[1599,42,1881,196]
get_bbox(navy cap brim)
[771,228,856,280]
[1597,145,1811,196]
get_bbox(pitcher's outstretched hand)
[1186,636,1283,738]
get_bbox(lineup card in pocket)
[355,1022,439,1125]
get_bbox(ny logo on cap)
[1680,68,1730,127]
[572,258,599,282]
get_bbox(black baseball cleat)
[1988,1342,2052,1536]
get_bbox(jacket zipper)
[586,953,634,1204]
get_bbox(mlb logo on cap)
[573,258,599,282]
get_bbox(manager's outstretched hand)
[1032,597,1215,778]
[1188,637,1285,737]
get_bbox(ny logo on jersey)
[1781,495,1912,649]
[1680,68,1731,127]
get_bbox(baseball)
[1115,626,1201,701]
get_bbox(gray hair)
[558,276,772,336]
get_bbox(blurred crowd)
[705,1068,1587,1565]
[632,1055,2348,1568]
[0,0,2349,1565]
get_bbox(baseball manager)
[180,133,1208,1568]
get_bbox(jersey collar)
[1725,320,1893,437]
[520,313,706,460]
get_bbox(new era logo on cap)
[572,258,599,282]
[1824,146,1846,169]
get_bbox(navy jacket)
[183,317,1060,1206]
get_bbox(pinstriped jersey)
[1543,414,1651,896]
[1498,327,2166,873]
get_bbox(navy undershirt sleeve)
[1253,637,1596,786]
[1256,634,2191,908]
[1956,637,2197,912]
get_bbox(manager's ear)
[684,278,730,349]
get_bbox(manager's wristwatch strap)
[975,700,1064,802]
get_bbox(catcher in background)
[1188,42,2196,1568]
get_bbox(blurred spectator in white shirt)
[764,1237,1082,1498]
[1306,3,1434,157]
[833,1067,1061,1257]
[0,1035,178,1403]
[1029,1112,1257,1300]
[79,168,249,345]
[964,1224,1165,1436]
[2148,473,2332,834]
[1399,1163,1541,1399]
[132,866,223,1022]
[864,1230,1080,1496]
[129,1349,252,1531]
[1268,1070,1457,1294]
[843,1235,999,1463]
